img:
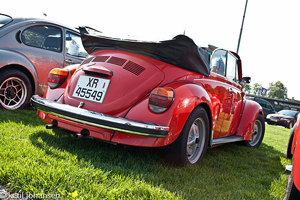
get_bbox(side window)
[211,50,226,76]
[227,53,238,82]
[21,26,62,52]
[65,32,88,58]
[266,103,273,110]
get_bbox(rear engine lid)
[63,51,164,115]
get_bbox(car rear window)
[0,14,13,28]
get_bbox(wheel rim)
[0,77,27,109]
[249,119,262,146]
[187,117,206,164]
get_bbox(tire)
[244,114,265,148]
[288,121,295,129]
[284,171,300,199]
[165,107,210,166]
[287,127,295,159]
[0,69,32,110]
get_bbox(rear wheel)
[244,114,265,148]
[0,69,32,110]
[288,121,295,129]
[165,107,210,166]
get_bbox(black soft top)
[79,27,210,77]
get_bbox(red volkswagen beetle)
[31,27,265,165]
[285,117,300,199]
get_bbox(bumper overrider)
[31,95,169,138]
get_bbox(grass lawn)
[0,109,292,199]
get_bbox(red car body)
[285,117,300,199]
[31,27,265,165]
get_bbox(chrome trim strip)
[31,95,169,138]
[212,135,244,146]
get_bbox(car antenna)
[236,0,248,54]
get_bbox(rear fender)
[0,49,38,94]
[113,81,212,147]
[236,99,263,140]
[292,119,300,155]
[293,119,300,188]
[43,64,80,102]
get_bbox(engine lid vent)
[93,56,109,63]
[107,56,127,66]
[123,61,146,76]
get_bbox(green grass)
[0,109,292,199]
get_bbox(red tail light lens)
[48,68,68,89]
[149,88,174,113]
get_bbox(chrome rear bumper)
[31,95,169,138]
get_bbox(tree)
[267,81,287,99]
[243,83,251,94]
[252,83,262,95]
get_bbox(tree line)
[243,81,288,100]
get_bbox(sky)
[3,0,300,99]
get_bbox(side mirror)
[242,77,251,84]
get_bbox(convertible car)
[285,117,300,199]
[31,27,265,165]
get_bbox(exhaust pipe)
[46,121,58,129]
[76,129,90,138]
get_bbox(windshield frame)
[0,14,13,29]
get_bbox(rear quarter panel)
[112,81,212,147]
[0,49,38,94]
[43,64,80,102]
[293,118,300,189]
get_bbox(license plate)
[270,118,277,122]
[72,75,110,103]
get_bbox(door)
[20,25,64,94]
[209,49,230,138]
[64,31,88,66]
[218,52,242,137]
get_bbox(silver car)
[0,13,88,110]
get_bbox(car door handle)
[228,88,234,93]
[65,59,73,64]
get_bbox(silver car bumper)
[31,95,169,138]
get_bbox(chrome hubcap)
[187,117,205,164]
[249,119,262,146]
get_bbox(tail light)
[48,68,69,89]
[149,88,174,113]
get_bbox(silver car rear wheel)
[0,69,32,110]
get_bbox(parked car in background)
[284,116,300,199]
[246,96,276,119]
[266,110,299,129]
[31,27,265,166]
[0,13,88,110]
